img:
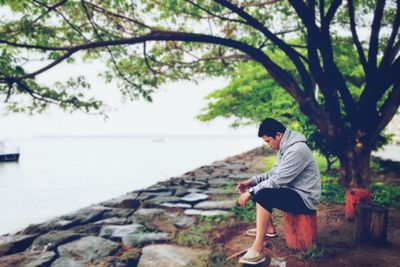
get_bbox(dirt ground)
[207,202,400,267]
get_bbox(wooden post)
[284,212,317,251]
[345,188,372,220]
[353,204,389,244]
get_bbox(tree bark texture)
[353,204,388,245]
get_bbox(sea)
[0,135,261,235]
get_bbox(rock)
[194,200,237,210]
[203,188,226,194]
[57,236,120,263]
[94,217,129,225]
[103,208,136,219]
[207,178,230,187]
[160,202,192,209]
[69,223,102,236]
[180,193,209,204]
[144,196,182,207]
[173,187,189,197]
[29,230,82,251]
[141,187,171,193]
[168,214,196,228]
[184,209,230,216]
[60,208,108,226]
[51,257,86,267]
[101,192,140,208]
[137,191,173,201]
[131,208,167,221]
[99,224,145,241]
[123,232,170,247]
[0,251,55,267]
[182,180,208,189]
[137,244,209,267]
[0,235,37,256]
[19,220,75,235]
[186,188,204,194]
[132,209,177,233]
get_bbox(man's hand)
[239,192,252,208]
[236,179,251,194]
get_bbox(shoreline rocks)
[0,146,270,266]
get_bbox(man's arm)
[235,161,278,193]
[249,162,278,186]
[252,147,310,194]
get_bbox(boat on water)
[0,141,20,162]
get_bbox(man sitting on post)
[236,118,321,265]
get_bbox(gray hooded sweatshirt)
[250,129,321,210]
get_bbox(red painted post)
[284,212,317,251]
[345,188,372,220]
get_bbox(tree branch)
[367,0,386,76]
[213,0,314,96]
[323,0,342,27]
[379,0,400,68]
[348,0,368,74]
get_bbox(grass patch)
[298,245,334,260]
[172,222,213,247]
[231,200,256,223]
[320,176,345,204]
[369,182,400,207]
[261,155,276,172]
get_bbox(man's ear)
[276,132,283,140]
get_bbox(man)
[236,118,321,265]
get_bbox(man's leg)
[267,217,276,234]
[250,203,271,252]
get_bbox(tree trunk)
[338,148,372,188]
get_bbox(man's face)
[262,133,283,151]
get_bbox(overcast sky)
[0,58,257,138]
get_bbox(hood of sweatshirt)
[279,129,307,156]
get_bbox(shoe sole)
[246,230,278,238]
[239,257,266,265]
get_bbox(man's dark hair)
[258,118,286,138]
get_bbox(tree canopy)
[1,0,399,186]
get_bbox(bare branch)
[348,0,368,74]
[367,0,386,75]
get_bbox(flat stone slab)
[193,200,237,210]
[51,257,87,267]
[94,217,129,225]
[168,214,196,228]
[60,207,108,226]
[137,191,173,201]
[123,232,170,247]
[160,202,192,209]
[99,224,145,240]
[0,235,37,256]
[184,209,230,216]
[203,188,226,194]
[180,193,209,203]
[101,193,140,208]
[20,219,75,235]
[131,208,180,232]
[57,236,120,263]
[30,230,82,251]
[0,250,55,267]
[137,244,209,267]
[131,208,167,221]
